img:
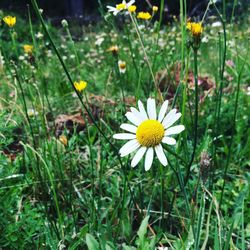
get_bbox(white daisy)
[118,60,126,74]
[113,98,185,171]
[107,0,135,16]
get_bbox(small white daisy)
[113,98,185,171]
[118,60,126,74]
[107,0,135,16]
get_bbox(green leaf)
[86,233,99,250]
[137,215,150,241]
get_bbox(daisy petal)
[107,6,115,10]
[126,0,135,7]
[138,100,148,120]
[130,107,144,122]
[155,144,168,166]
[113,133,136,140]
[165,113,182,129]
[144,147,154,171]
[107,6,116,12]
[119,139,140,157]
[162,109,177,128]
[131,146,147,168]
[158,100,169,122]
[165,125,185,136]
[125,112,141,126]
[162,137,176,145]
[120,123,137,133]
[147,98,156,120]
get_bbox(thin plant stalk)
[27,4,37,56]
[10,29,18,58]
[128,12,163,103]
[184,48,199,185]
[152,0,165,71]
[65,25,80,66]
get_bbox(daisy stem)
[184,47,199,185]
[128,12,163,103]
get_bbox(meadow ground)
[0,0,249,249]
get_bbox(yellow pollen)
[136,120,164,147]
[116,3,126,10]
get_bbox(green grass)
[0,0,250,249]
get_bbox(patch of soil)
[156,63,216,101]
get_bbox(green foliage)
[0,0,249,249]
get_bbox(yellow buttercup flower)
[74,80,87,92]
[187,21,203,37]
[137,12,152,20]
[23,44,33,54]
[3,16,16,28]
[152,6,158,12]
[128,5,137,13]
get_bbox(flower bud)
[61,19,68,28]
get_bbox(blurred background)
[0,0,249,21]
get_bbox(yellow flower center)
[119,62,126,69]
[116,3,126,10]
[136,120,164,147]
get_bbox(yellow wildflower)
[74,80,87,92]
[59,135,68,146]
[186,21,192,30]
[107,45,119,54]
[3,16,16,28]
[152,6,158,12]
[187,21,203,37]
[128,5,137,13]
[137,12,152,20]
[23,44,33,54]
[116,3,126,11]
